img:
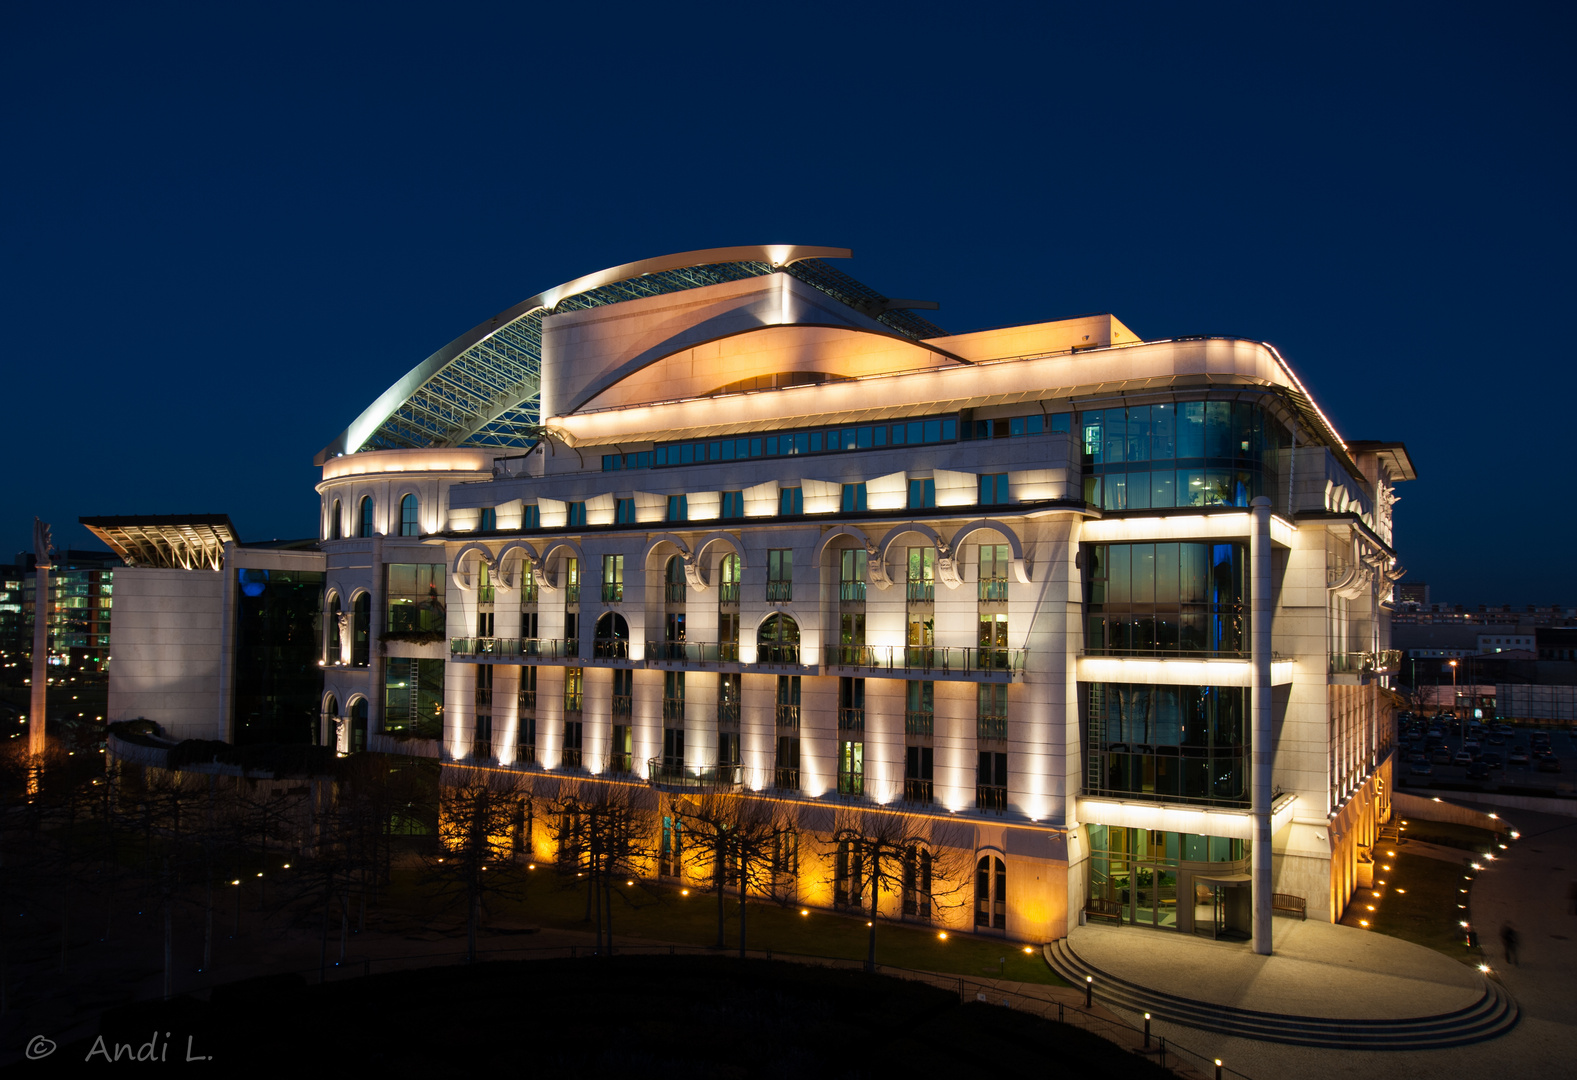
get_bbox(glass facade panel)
[1084,683,1249,807]
[1084,542,1248,657]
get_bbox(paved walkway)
[1078,802,1577,1080]
[1070,918,1482,1020]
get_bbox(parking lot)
[1395,712,1577,795]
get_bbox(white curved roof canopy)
[315,245,946,465]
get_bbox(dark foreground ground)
[12,956,1169,1079]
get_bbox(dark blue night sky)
[4,2,1572,604]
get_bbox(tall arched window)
[719,553,740,602]
[664,554,687,603]
[400,493,420,536]
[330,499,343,540]
[757,614,800,664]
[359,496,375,538]
[594,612,629,659]
[352,593,371,667]
[348,698,368,754]
[974,854,1006,930]
[327,593,342,663]
[322,694,338,748]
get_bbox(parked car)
[1509,748,1531,764]
[1409,761,1434,777]
[1433,749,1454,765]
[1453,751,1473,766]
[1538,757,1563,773]
[1482,752,1503,769]
[1488,733,1507,745]
[1467,762,1492,781]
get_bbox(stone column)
[1251,496,1274,955]
[29,560,50,757]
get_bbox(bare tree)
[675,791,798,956]
[817,807,968,970]
[422,769,531,962]
[547,780,652,954]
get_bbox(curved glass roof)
[315,246,947,464]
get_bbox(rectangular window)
[839,677,865,732]
[610,723,632,773]
[979,613,1009,669]
[839,548,866,602]
[841,483,867,513]
[568,502,587,528]
[775,675,801,729]
[779,487,803,516]
[615,498,636,524]
[602,454,624,472]
[767,549,792,602]
[562,718,583,769]
[523,505,541,530]
[601,554,623,602]
[977,751,1007,813]
[564,667,583,713]
[480,507,497,531]
[565,557,580,604]
[906,680,934,735]
[907,478,936,509]
[978,474,1009,505]
[666,494,688,522]
[718,672,742,724]
[979,544,1010,601]
[721,491,744,519]
[385,563,447,632]
[473,711,493,761]
[978,682,1008,740]
[905,745,934,804]
[775,735,801,790]
[838,740,864,797]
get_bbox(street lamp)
[1449,659,1459,734]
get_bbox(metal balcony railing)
[977,714,1008,741]
[717,701,740,726]
[521,583,538,604]
[607,752,633,775]
[471,739,492,762]
[478,586,495,604]
[564,694,583,714]
[773,766,800,791]
[756,643,802,665]
[904,711,934,736]
[474,686,493,705]
[766,579,792,602]
[839,581,866,603]
[517,690,536,713]
[592,637,630,660]
[645,640,741,664]
[906,581,934,603]
[612,693,633,717]
[979,579,1009,602]
[975,785,1007,814]
[718,582,740,604]
[665,582,687,604]
[451,637,580,660]
[646,758,745,791]
[838,707,865,733]
[904,778,933,804]
[662,697,686,722]
[560,746,583,769]
[601,582,623,603]
[775,703,801,730]
[566,584,581,604]
[1330,649,1403,675]
[825,645,1024,676]
[837,771,864,797]
[516,744,536,765]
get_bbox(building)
[116,245,1417,948]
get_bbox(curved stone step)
[1044,938,1519,1049]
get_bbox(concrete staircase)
[1044,938,1518,1050]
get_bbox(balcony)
[612,693,632,717]
[1331,649,1403,676]
[825,645,1024,677]
[904,711,934,737]
[451,637,579,660]
[718,582,740,604]
[647,758,745,792]
[601,582,623,603]
[975,785,1007,814]
[775,703,801,730]
[903,778,933,805]
[718,702,740,727]
[837,771,864,797]
[515,744,537,766]
[561,746,583,769]
[478,585,496,604]
[592,637,630,660]
[773,766,800,791]
[474,685,493,706]
[566,584,581,604]
[766,580,792,603]
[756,643,802,665]
[518,690,536,713]
[979,579,1009,602]
[664,582,687,604]
[646,640,741,665]
[839,581,866,603]
[662,697,686,722]
[564,694,583,714]
[838,707,865,733]
[977,714,1008,741]
[471,739,492,762]
[906,581,934,603]
[607,752,634,775]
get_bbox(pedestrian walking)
[1501,922,1520,966]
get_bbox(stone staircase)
[1044,938,1518,1050]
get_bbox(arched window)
[327,593,342,663]
[352,593,371,667]
[719,553,740,603]
[664,554,687,604]
[348,698,368,755]
[594,612,629,659]
[902,846,933,918]
[975,854,1006,930]
[330,499,342,540]
[358,496,375,538]
[757,614,800,664]
[400,493,420,537]
[322,694,339,748]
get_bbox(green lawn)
[1397,816,1509,853]
[1339,838,1485,964]
[394,863,1068,985]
